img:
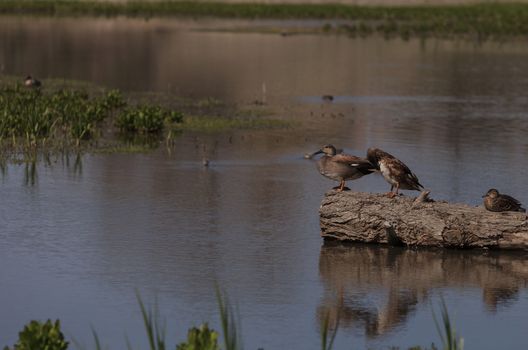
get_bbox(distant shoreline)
[2,1,528,39]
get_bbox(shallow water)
[1,17,528,349]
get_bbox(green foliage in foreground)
[3,1,528,39]
[176,324,220,350]
[4,295,463,350]
[3,320,68,350]
[433,299,464,350]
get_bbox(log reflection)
[318,243,528,338]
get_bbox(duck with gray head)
[367,147,424,198]
[311,144,375,192]
[482,189,526,212]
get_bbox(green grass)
[3,1,528,39]
[4,296,463,350]
[0,85,125,147]
[0,80,286,161]
[433,299,464,350]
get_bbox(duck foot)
[332,186,351,191]
[386,192,398,198]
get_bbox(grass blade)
[215,286,241,350]
[432,298,464,350]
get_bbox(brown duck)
[312,144,375,191]
[482,189,526,212]
[367,147,424,197]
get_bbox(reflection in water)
[1,15,528,349]
[23,160,37,186]
[18,152,84,186]
[318,243,528,338]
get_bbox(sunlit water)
[1,17,528,349]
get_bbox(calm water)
[1,17,528,349]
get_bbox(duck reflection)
[318,242,528,338]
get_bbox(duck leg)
[338,179,346,192]
[387,183,400,198]
[386,185,395,198]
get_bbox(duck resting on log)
[308,145,527,250]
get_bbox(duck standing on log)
[482,189,526,212]
[311,144,376,192]
[367,147,424,198]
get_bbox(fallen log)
[319,190,528,250]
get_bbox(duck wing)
[384,157,424,190]
[496,194,525,212]
[332,154,376,175]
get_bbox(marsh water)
[1,17,528,349]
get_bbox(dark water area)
[1,17,528,349]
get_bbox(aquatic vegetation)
[216,288,241,350]
[176,324,219,350]
[433,299,464,350]
[0,85,124,146]
[116,105,183,134]
[3,1,528,39]
[4,297,463,350]
[137,294,168,350]
[0,81,286,161]
[320,311,338,350]
[3,319,68,350]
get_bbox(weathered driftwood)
[319,190,528,250]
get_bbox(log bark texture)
[319,190,528,250]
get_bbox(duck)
[312,144,375,191]
[24,75,41,88]
[367,147,424,197]
[482,189,526,212]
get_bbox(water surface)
[1,17,528,349]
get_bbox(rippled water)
[1,17,528,349]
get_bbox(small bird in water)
[311,144,375,191]
[367,147,424,197]
[24,75,41,88]
[482,189,525,212]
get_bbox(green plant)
[137,293,167,350]
[433,299,464,350]
[216,288,241,350]
[115,105,182,134]
[320,311,338,350]
[4,319,68,350]
[176,324,219,350]
[0,85,124,145]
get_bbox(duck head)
[366,148,382,169]
[312,144,337,157]
[483,188,499,198]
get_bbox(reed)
[433,299,464,350]
[320,311,339,350]
[216,287,242,350]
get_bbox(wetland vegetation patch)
[3,1,528,39]
[0,79,286,162]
